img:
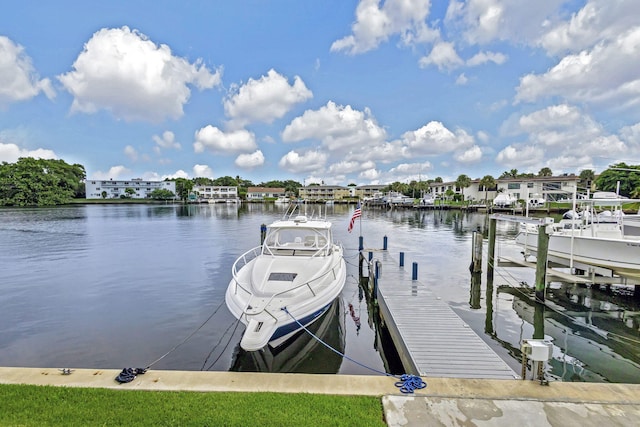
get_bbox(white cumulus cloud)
[400,121,474,156]
[454,145,482,163]
[495,144,544,169]
[235,150,265,169]
[516,28,640,110]
[419,41,463,70]
[282,101,386,152]
[152,131,181,151]
[193,126,257,154]
[539,0,640,55]
[331,0,436,55]
[193,164,214,178]
[224,69,312,129]
[0,36,54,107]
[58,26,222,122]
[0,141,57,163]
[278,150,328,174]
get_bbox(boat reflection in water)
[498,283,640,383]
[229,299,345,373]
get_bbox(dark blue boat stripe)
[271,303,330,341]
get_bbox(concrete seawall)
[3,367,640,426]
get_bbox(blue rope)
[394,374,426,394]
[281,307,427,394]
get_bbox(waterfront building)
[246,187,286,201]
[496,175,580,203]
[193,185,238,202]
[427,175,580,204]
[353,185,387,200]
[299,185,350,201]
[85,179,176,199]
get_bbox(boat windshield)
[263,227,330,256]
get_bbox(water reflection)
[469,273,481,309]
[497,284,640,382]
[229,299,345,373]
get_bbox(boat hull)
[515,231,640,279]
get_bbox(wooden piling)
[535,224,550,302]
[471,231,483,273]
[487,217,497,280]
[260,223,267,244]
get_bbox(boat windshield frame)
[262,225,332,257]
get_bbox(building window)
[508,183,520,189]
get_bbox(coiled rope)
[281,306,426,394]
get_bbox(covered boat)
[225,211,346,351]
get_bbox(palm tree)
[478,175,496,204]
[499,169,519,179]
[538,167,552,177]
[455,174,471,202]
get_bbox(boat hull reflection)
[229,299,345,373]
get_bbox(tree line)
[0,158,86,206]
[1,157,639,206]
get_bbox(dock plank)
[371,251,518,379]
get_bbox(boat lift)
[488,213,640,299]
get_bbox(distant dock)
[361,249,518,379]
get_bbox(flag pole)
[359,198,363,237]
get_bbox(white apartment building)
[495,175,579,203]
[246,187,286,201]
[428,175,580,203]
[85,179,176,199]
[193,185,238,202]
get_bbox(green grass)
[0,384,385,426]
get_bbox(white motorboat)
[225,210,346,351]
[493,193,518,207]
[515,197,640,280]
[274,196,290,204]
[419,192,435,206]
[384,191,414,207]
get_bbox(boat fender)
[115,367,147,383]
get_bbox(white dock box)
[521,339,553,361]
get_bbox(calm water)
[1,204,639,382]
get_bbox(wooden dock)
[367,250,519,379]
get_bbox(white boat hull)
[515,231,640,279]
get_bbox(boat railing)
[231,246,262,280]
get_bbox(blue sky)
[1,0,639,185]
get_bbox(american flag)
[347,202,361,233]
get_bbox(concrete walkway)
[2,367,640,426]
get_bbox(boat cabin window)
[263,227,330,256]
